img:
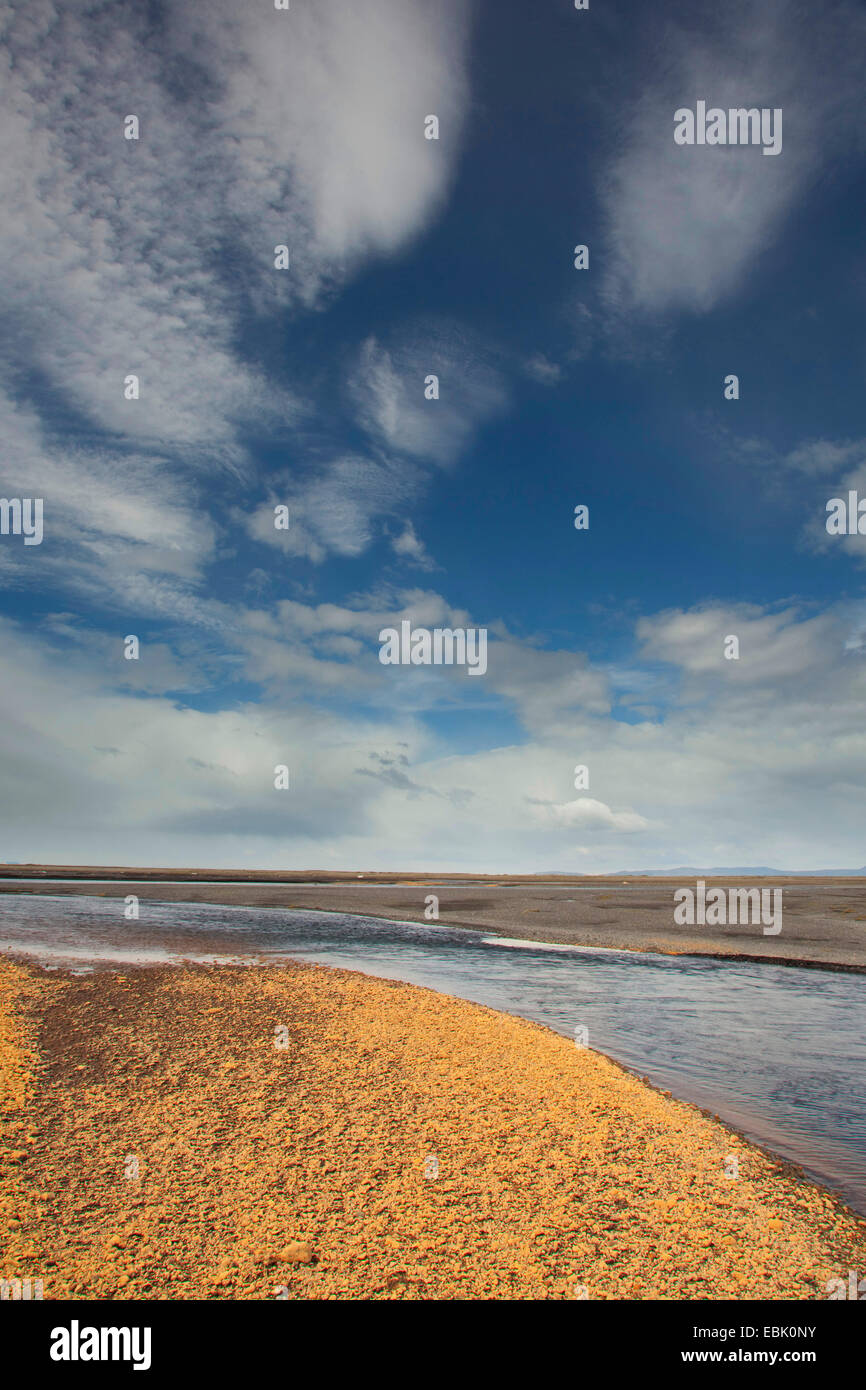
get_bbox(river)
[2,891,865,1214]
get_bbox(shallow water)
[3,892,866,1213]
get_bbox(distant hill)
[617,866,866,877]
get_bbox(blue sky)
[2,0,866,870]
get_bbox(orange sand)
[1,957,864,1300]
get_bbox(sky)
[1,0,866,872]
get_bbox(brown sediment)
[5,873,866,969]
[0,955,864,1301]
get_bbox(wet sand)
[1,955,864,1300]
[3,868,866,969]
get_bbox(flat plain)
[2,867,866,968]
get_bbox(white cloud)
[600,0,866,318]
[0,0,474,442]
[804,459,866,561]
[169,0,474,280]
[784,439,866,478]
[529,797,651,833]
[0,0,477,602]
[391,521,437,570]
[238,324,508,565]
[523,353,562,385]
[349,328,507,467]
[4,596,866,870]
[0,4,288,463]
[0,386,218,599]
[241,454,419,565]
[636,603,845,686]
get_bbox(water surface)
[2,892,865,1213]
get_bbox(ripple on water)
[2,892,866,1213]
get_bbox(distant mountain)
[617,866,866,877]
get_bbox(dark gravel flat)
[3,869,866,970]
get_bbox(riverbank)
[2,872,866,969]
[1,955,864,1299]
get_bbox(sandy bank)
[1,956,863,1300]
